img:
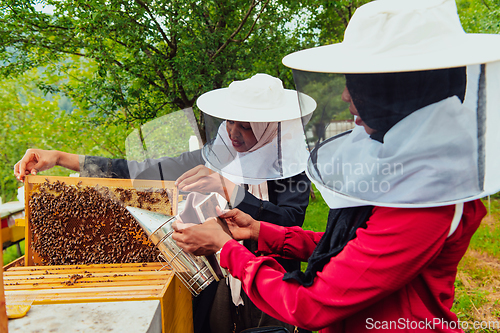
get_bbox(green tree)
[308,0,370,45]
[0,65,130,202]
[0,0,369,201]
[0,0,318,133]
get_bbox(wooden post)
[0,228,8,332]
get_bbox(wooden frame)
[4,176,193,333]
[24,175,178,266]
[4,263,193,333]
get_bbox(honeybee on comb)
[28,179,171,265]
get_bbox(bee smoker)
[126,194,227,296]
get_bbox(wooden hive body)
[9,175,192,333]
[4,263,193,333]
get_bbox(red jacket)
[220,200,485,332]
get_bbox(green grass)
[469,198,500,257]
[469,226,500,257]
[3,240,25,265]
[301,186,329,272]
[302,186,330,233]
[451,198,500,332]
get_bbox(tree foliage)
[0,0,321,131]
[0,0,369,201]
[308,0,370,45]
[0,65,130,202]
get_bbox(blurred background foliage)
[0,0,497,202]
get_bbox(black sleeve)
[80,150,205,180]
[232,172,310,228]
[235,172,310,272]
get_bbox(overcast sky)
[34,3,54,14]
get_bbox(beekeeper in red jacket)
[172,0,500,332]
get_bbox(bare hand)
[14,149,59,182]
[216,207,260,241]
[172,217,233,256]
[175,165,235,200]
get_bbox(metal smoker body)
[127,206,227,296]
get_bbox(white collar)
[203,120,309,185]
[308,97,480,208]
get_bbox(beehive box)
[24,175,178,266]
[3,263,193,333]
[9,176,193,333]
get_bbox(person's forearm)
[222,206,460,331]
[250,221,260,241]
[257,222,322,261]
[56,151,80,172]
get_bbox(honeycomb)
[28,178,174,265]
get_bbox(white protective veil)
[282,0,500,208]
[198,73,316,185]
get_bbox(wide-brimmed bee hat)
[197,74,316,185]
[283,0,500,73]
